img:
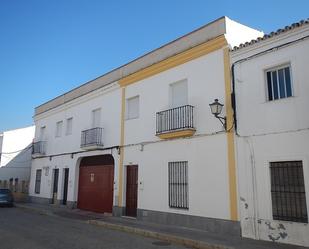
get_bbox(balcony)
[156,105,195,139]
[81,127,104,150]
[32,141,46,157]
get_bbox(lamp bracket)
[215,115,226,130]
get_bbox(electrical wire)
[0,144,33,155]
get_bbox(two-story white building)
[29,16,262,237]
[232,19,309,247]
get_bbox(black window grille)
[266,66,292,101]
[156,105,194,134]
[81,127,103,147]
[35,169,42,194]
[14,178,18,192]
[32,141,46,155]
[168,161,188,209]
[270,161,308,223]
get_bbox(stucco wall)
[30,149,119,205]
[233,26,309,246]
[33,83,121,154]
[30,83,121,204]
[122,49,232,220]
[0,126,35,181]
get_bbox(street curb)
[88,220,233,249]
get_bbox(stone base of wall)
[29,196,51,204]
[113,206,125,216]
[29,196,76,209]
[137,209,241,237]
[12,192,30,203]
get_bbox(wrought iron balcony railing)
[156,105,195,135]
[32,141,46,155]
[81,127,103,148]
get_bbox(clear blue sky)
[0,0,308,131]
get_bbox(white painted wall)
[124,50,227,145]
[225,17,263,49]
[29,149,119,205]
[29,17,263,221]
[33,83,121,155]
[232,25,309,247]
[0,126,35,181]
[122,49,231,219]
[30,83,121,203]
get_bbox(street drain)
[152,241,171,246]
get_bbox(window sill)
[156,129,196,139]
[264,95,295,104]
[125,117,139,121]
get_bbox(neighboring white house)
[29,16,262,238]
[0,125,35,196]
[232,19,309,247]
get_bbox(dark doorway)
[52,169,59,204]
[62,168,69,205]
[126,165,138,217]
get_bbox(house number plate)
[90,173,95,182]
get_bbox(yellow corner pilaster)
[223,47,238,221]
[118,87,126,207]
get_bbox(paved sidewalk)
[15,203,306,249]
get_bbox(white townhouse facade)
[30,82,122,208]
[29,16,262,236]
[0,126,35,198]
[232,19,309,247]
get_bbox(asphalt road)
[0,207,189,249]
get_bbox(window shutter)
[92,109,101,128]
[170,80,188,108]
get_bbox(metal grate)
[156,105,194,135]
[35,169,42,194]
[81,127,103,147]
[270,161,308,223]
[168,161,188,209]
[32,141,46,155]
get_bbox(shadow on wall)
[0,143,32,202]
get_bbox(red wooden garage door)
[77,156,114,213]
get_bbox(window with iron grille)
[266,65,292,101]
[35,169,42,194]
[168,161,188,209]
[270,161,308,223]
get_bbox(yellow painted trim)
[223,47,238,221]
[118,87,126,207]
[119,35,227,87]
[157,129,196,139]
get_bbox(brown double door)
[126,165,138,217]
[78,156,114,213]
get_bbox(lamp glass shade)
[209,99,223,116]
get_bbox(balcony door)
[170,80,188,108]
[92,108,101,128]
[39,126,46,141]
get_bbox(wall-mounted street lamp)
[209,99,226,130]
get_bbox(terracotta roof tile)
[232,18,309,51]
